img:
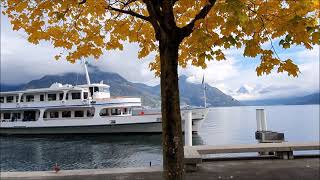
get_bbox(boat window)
[59,93,64,100]
[49,111,59,118]
[3,113,11,119]
[100,108,110,117]
[48,94,57,101]
[122,108,132,115]
[89,87,93,96]
[72,92,81,100]
[0,97,4,103]
[12,113,21,119]
[26,95,34,102]
[62,111,71,118]
[20,96,24,102]
[43,112,47,118]
[111,108,116,115]
[23,111,37,121]
[6,96,14,103]
[40,94,45,101]
[83,92,88,99]
[66,93,69,100]
[94,87,99,92]
[111,108,121,115]
[15,96,19,102]
[74,110,84,117]
[87,110,94,117]
[103,87,109,93]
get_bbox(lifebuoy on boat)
[140,111,145,115]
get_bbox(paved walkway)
[1,157,319,180]
[189,157,319,180]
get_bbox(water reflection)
[1,134,163,171]
[200,107,257,145]
[1,133,206,171]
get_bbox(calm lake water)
[1,105,319,171]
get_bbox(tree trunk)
[159,34,184,180]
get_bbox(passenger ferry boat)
[0,62,208,135]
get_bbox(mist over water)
[1,105,319,172]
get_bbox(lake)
[1,105,319,171]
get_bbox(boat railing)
[0,100,91,109]
[1,118,37,123]
[0,96,144,110]
[43,116,94,121]
[95,97,141,102]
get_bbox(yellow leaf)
[54,55,61,60]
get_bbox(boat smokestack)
[82,59,91,85]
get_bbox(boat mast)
[82,59,91,85]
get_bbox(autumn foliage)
[2,0,319,77]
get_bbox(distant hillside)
[15,71,161,107]
[0,84,24,92]
[145,75,240,107]
[241,92,320,106]
[179,75,240,106]
[0,68,241,107]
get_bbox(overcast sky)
[1,14,319,100]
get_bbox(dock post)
[256,109,267,131]
[255,109,285,157]
[185,111,192,146]
[256,108,268,155]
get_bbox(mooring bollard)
[185,111,192,146]
[256,109,267,131]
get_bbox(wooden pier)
[184,142,320,170]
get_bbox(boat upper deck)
[0,83,141,110]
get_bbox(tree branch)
[78,0,149,22]
[107,6,150,22]
[180,0,217,38]
[143,0,162,39]
[78,0,86,5]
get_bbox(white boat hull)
[0,119,202,135]
[0,108,207,135]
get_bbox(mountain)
[178,75,240,107]
[237,86,250,94]
[23,71,161,107]
[0,84,24,92]
[147,75,240,107]
[0,69,241,107]
[241,92,320,106]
